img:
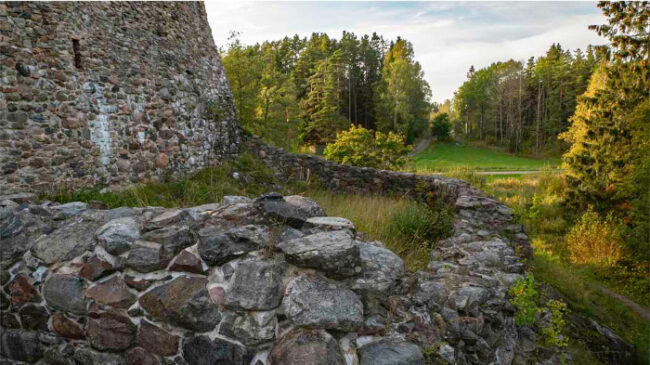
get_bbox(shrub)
[324,125,410,169]
[509,273,539,326]
[431,113,451,140]
[566,208,624,267]
[541,299,569,349]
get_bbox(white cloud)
[205,1,606,103]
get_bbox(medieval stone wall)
[0,2,240,193]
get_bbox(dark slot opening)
[72,39,82,69]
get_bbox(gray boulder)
[347,242,405,293]
[218,311,276,346]
[51,202,88,218]
[268,329,345,365]
[278,230,360,278]
[221,196,253,205]
[140,225,193,256]
[255,193,323,227]
[0,329,43,363]
[304,216,355,231]
[224,256,286,310]
[126,241,170,273]
[43,274,87,314]
[96,217,140,255]
[32,216,102,264]
[73,348,126,365]
[283,195,326,217]
[182,335,252,365]
[358,339,425,365]
[198,225,269,266]
[283,275,363,331]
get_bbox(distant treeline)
[220,31,431,149]
[441,44,604,155]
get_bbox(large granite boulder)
[277,230,360,278]
[223,256,286,310]
[96,217,140,255]
[347,241,405,294]
[282,275,363,331]
[198,225,269,265]
[358,339,424,365]
[125,241,170,273]
[32,215,103,264]
[255,193,324,227]
[43,274,88,314]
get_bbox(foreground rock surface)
[0,191,632,365]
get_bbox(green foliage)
[220,32,301,151]
[485,172,648,362]
[561,2,649,266]
[541,300,569,349]
[374,38,431,143]
[527,193,544,222]
[300,50,350,143]
[323,124,411,169]
[430,113,451,140]
[509,273,540,326]
[566,209,624,267]
[451,43,601,155]
[221,31,432,148]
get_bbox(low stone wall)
[246,136,533,258]
[244,136,636,364]
[0,162,635,364]
[1,2,240,194]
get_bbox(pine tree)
[561,1,649,253]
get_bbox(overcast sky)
[205,1,606,103]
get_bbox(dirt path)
[409,138,430,156]
[594,284,650,322]
[474,170,557,175]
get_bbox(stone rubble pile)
[0,187,633,365]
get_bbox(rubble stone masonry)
[0,2,240,193]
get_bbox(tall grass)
[299,188,453,271]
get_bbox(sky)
[205,1,607,103]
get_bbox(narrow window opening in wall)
[72,39,82,69]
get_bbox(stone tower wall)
[0,1,240,193]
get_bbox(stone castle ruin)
[1,2,240,194]
[0,2,635,365]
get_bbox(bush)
[324,125,411,169]
[566,208,624,267]
[431,113,451,140]
[509,273,539,326]
[541,299,569,349]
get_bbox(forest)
[220,31,431,149]
[445,44,602,155]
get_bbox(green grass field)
[411,142,561,172]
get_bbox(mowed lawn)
[412,142,561,172]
